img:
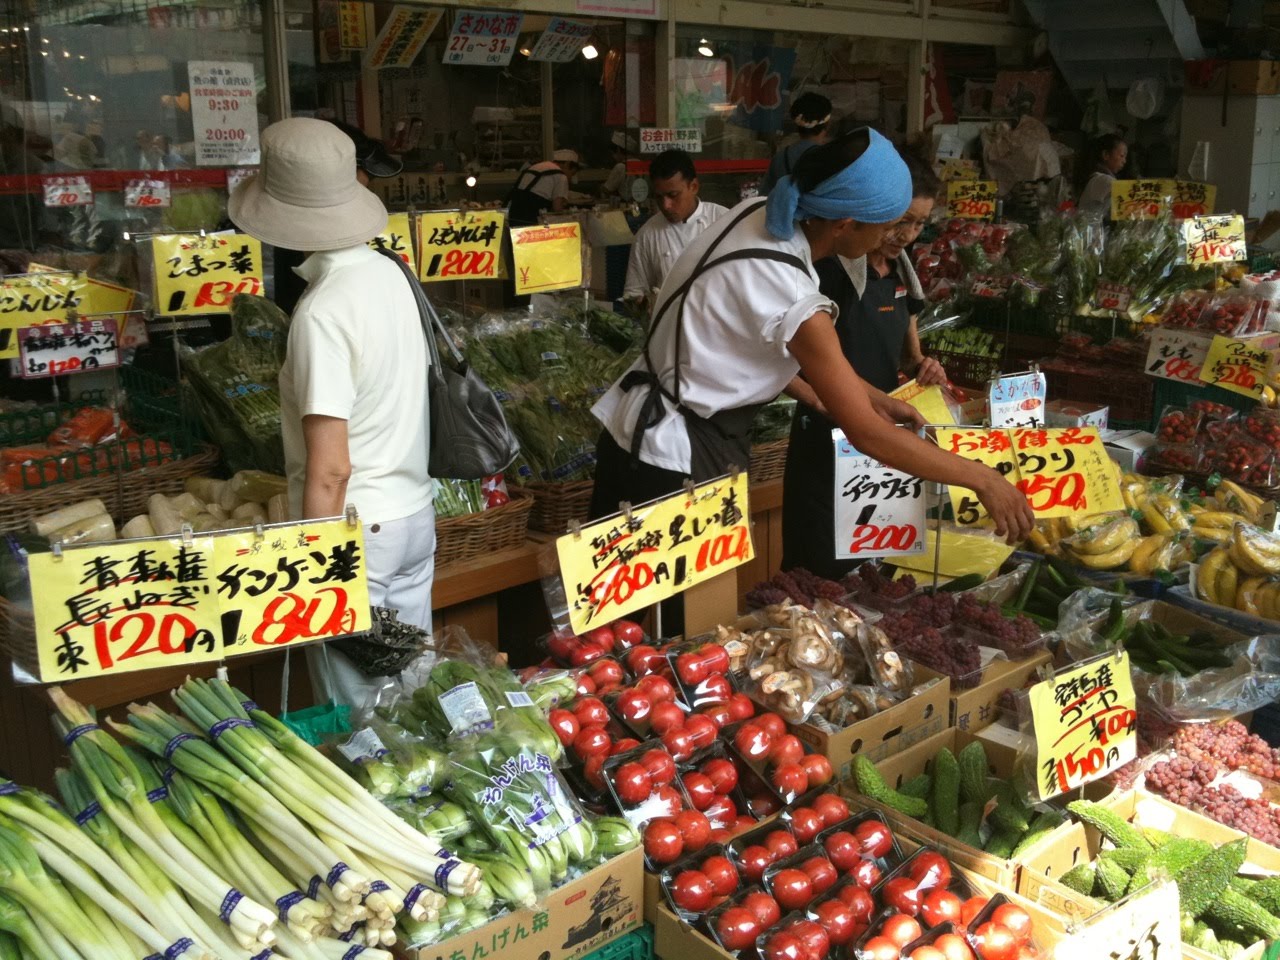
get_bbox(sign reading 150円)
[27,517,371,682]
[556,474,754,635]
[833,430,925,559]
[151,233,264,316]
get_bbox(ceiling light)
[519,45,531,56]
[465,175,477,188]
[581,43,598,60]
[698,38,714,57]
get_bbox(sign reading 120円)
[151,233,264,315]
[556,474,754,635]
[833,430,925,559]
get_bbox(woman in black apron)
[781,153,944,578]
[588,129,1032,556]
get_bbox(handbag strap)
[374,246,464,367]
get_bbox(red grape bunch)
[1173,721,1280,780]
[955,595,1041,655]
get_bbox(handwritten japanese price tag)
[151,233,264,315]
[1199,332,1280,398]
[416,209,505,282]
[935,427,1020,527]
[970,275,1012,299]
[1169,180,1215,219]
[42,176,93,208]
[442,9,523,66]
[556,474,754,635]
[1109,179,1168,220]
[989,370,1046,428]
[124,178,171,209]
[529,17,593,62]
[27,517,371,682]
[1090,281,1132,313]
[1010,427,1125,520]
[510,223,583,295]
[938,158,979,182]
[18,318,119,379]
[226,167,256,193]
[1145,328,1212,383]
[833,430,925,559]
[367,212,416,273]
[889,380,956,426]
[945,180,997,220]
[1028,651,1136,800]
[1183,214,1247,266]
[1050,879,1180,960]
[0,273,135,362]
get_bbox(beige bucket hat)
[228,118,388,251]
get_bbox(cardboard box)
[915,649,1053,734]
[1101,429,1158,472]
[1057,597,1250,670]
[407,847,644,960]
[1046,399,1109,430]
[788,672,952,782]
[1185,59,1280,96]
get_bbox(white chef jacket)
[621,201,729,301]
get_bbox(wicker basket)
[0,444,221,534]
[525,479,595,534]
[434,488,534,568]
[749,439,790,484]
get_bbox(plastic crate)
[583,923,653,960]
[933,348,1000,389]
[1151,377,1257,418]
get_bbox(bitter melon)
[1011,810,1064,858]
[1141,827,1174,849]
[899,774,932,799]
[1095,856,1130,901]
[984,826,1020,859]
[1203,888,1280,942]
[1245,876,1280,915]
[1066,800,1153,852]
[958,741,992,805]
[1059,862,1097,897]
[956,801,983,849]
[853,755,929,818]
[1176,838,1247,919]
[989,782,1031,834]
[930,748,961,836]
[1098,847,1149,876]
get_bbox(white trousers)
[306,501,436,710]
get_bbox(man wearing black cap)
[760,92,833,195]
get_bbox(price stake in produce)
[1028,651,1137,800]
[368,212,416,272]
[42,176,92,208]
[415,209,505,282]
[18,318,119,379]
[989,370,1046,428]
[0,274,135,361]
[889,380,955,426]
[833,430,925,559]
[1010,426,1125,519]
[1090,281,1133,314]
[1182,214,1247,266]
[969,275,1012,299]
[529,17,593,62]
[1051,879,1180,960]
[1145,328,1212,383]
[27,517,371,682]
[1110,179,1167,220]
[556,473,754,634]
[151,233,264,315]
[1169,180,1215,219]
[124,178,171,209]
[1199,332,1280,399]
[442,9,523,66]
[945,180,997,220]
[937,158,979,181]
[510,222,583,295]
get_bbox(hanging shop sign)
[442,9,524,67]
[26,516,371,683]
[18,318,119,379]
[575,0,659,16]
[124,178,171,209]
[416,210,505,282]
[556,473,754,635]
[338,0,369,50]
[368,212,416,273]
[0,274,136,361]
[42,176,92,208]
[889,380,955,426]
[151,233,264,316]
[639,128,702,154]
[1110,179,1168,221]
[529,17,593,63]
[1145,328,1212,384]
[1169,180,1215,219]
[1182,214,1248,266]
[833,430,926,560]
[366,6,442,69]
[945,180,997,220]
[187,61,260,167]
[1199,332,1280,399]
[989,370,1046,428]
[1028,651,1136,800]
[510,222,583,295]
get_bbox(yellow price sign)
[1028,651,1136,800]
[556,474,754,635]
[1169,180,1215,219]
[883,525,1015,580]
[937,158,979,182]
[416,209,505,282]
[1109,179,1168,220]
[935,427,1020,527]
[152,233,264,316]
[945,180,997,220]
[1182,214,1247,266]
[511,222,583,295]
[368,212,417,274]
[1009,426,1125,520]
[0,274,138,360]
[1199,332,1280,399]
[28,518,371,683]
[890,380,956,426]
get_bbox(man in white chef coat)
[622,149,727,312]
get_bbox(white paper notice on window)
[188,61,261,167]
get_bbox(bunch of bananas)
[1060,515,1143,570]
[1196,523,1280,619]
[1128,532,1194,576]
[1212,478,1266,525]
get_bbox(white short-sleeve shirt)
[279,245,431,525]
[622,200,728,301]
[515,161,569,203]
[593,200,836,474]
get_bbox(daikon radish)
[218,482,241,512]
[148,493,182,536]
[231,471,288,503]
[184,476,223,502]
[191,512,218,532]
[206,503,228,522]
[51,513,116,545]
[119,514,156,539]
[29,498,108,537]
[232,501,267,520]
[169,492,205,520]
[267,494,290,524]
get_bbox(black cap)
[327,119,403,179]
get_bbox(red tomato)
[881,914,923,949]
[715,907,761,952]
[960,897,989,929]
[851,858,882,889]
[588,658,625,688]
[583,625,616,652]
[613,762,653,806]
[764,829,798,860]
[613,619,645,648]
[573,726,612,761]
[738,844,775,883]
[883,876,923,916]
[756,713,787,740]
[575,674,597,698]
[710,829,732,845]
[684,714,719,750]
[863,936,902,960]
[654,785,685,815]
[991,906,1032,944]
[570,642,607,667]
[661,727,695,762]
[771,868,815,911]
[547,633,580,664]
[698,673,733,705]
[638,748,676,786]
[676,651,711,687]
[790,807,824,845]
[733,815,756,834]
[649,700,686,735]
[822,831,861,873]
[771,763,809,798]
[643,819,683,864]
[573,697,610,728]
[909,852,951,892]
[800,754,834,788]
[610,737,641,756]
[762,932,806,960]
[768,734,805,767]
[548,709,579,747]
[836,883,875,923]
[853,819,894,859]
[812,793,851,827]
[625,645,663,676]
[727,693,756,722]
[792,919,831,960]
[671,869,714,912]
[702,758,739,795]
[698,642,731,674]
[973,923,1017,960]
[813,899,858,946]
[615,689,652,724]
[921,890,962,928]
[703,794,738,827]
[734,723,773,761]
[674,810,712,851]
[742,890,782,928]
[935,934,976,960]
[800,856,838,895]
[911,948,947,960]
[583,755,606,790]
[1014,946,1038,960]
[683,772,716,810]
[636,674,676,703]
[701,703,733,729]
[751,792,783,817]
[701,855,739,896]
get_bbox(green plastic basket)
[1151,377,1257,417]
[583,924,653,960]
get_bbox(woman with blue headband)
[589,128,1033,552]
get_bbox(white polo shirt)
[593,200,836,474]
[280,245,431,525]
[622,200,728,301]
[515,161,569,203]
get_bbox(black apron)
[620,200,810,483]
[507,166,564,227]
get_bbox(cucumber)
[940,573,985,592]
[1012,560,1041,612]
[958,741,992,805]
[1177,838,1248,919]
[853,755,929,818]
[930,748,961,836]
[1066,800,1153,852]
[1011,811,1063,858]
[956,802,983,849]
[899,774,932,799]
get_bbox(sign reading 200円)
[27,517,371,682]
